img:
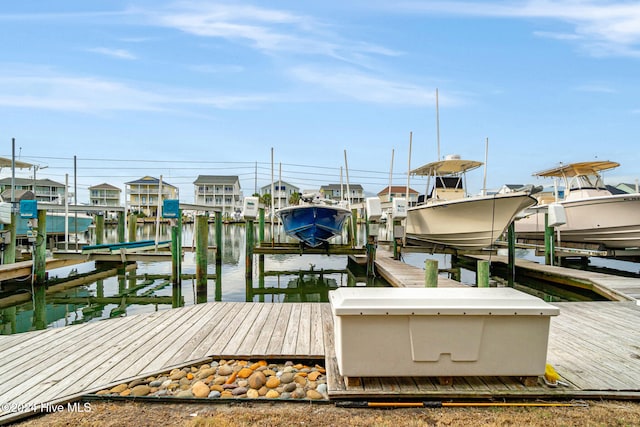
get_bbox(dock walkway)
[374,248,463,288]
[1,299,639,424]
[467,254,640,302]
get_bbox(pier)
[0,298,639,424]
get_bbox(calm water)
[1,221,637,335]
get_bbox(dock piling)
[477,260,490,287]
[195,215,208,303]
[95,214,104,245]
[245,219,254,279]
[33,209,48,330]
[215,213,222,266]
[128,213,137,242]
[424,259,438,287]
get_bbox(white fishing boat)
[514,161,640,249]
[405,155,538,250]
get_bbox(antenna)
[436,88,441,160]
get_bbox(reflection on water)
[0,222,385,334]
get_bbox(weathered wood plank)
[233,303,274,357]
[265,303,293,356]
[295,303,312,356]
[248,304,283,355]
[221,303,267,356]
[280,303,302,355]
[206,303,255,357]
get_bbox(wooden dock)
[464,254,640,302]
[374,248,463,288]
[0,258,84,282]
[1,298,639,424]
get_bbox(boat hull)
[515,194,640,249]
[276,205,351,248]
[405,193,537,250]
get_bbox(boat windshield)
[567,173,606,191]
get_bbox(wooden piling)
[95,214,104,245]
[117,212,125,243]
[33,209,47,330]
[128,213,137,242]
[245,219,254,279]
[477,260,490,287]
[195,215,208,303]
[4,212,17,264]
[171,225,182,308]
[507,222,516,287]
[424,259,438,287]
[366,235,376,277]
[544,212,555,265]
[215,213,222,266]
[259,207,265,244]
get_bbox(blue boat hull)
[276,205,351,248]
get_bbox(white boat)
[514,161,640,249]
[405,155,538,250]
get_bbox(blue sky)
[1,1,639,203]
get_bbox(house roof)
[89,183,121,191]
[125,176,177,188]
[0,177,65,187]
[377,186,419,196]
[0,189,35,202]
[193,175,240,186]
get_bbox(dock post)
[245,219,254,279]
[215,212,222,267]
[128,213,137,242]
[3,211,17,264]
[215,262,222,302]
[544,213,555,266]
[477,260,490,287]
[392,220,401,260]
[366,235,376,277]
[33,209,48,329]
[95,213,104,245]
[195,215,208,303]
[507,222,516,287]
[351,208,358,245]
[259,207,265,244]
[117,211,125,243]
[171,224,182,308]
[424,259,438,287]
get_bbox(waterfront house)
[260,180,300,209]
[125,176,178,217]
[377,185,420,206]
[89,183,122,207]
[193,175,242,220]
[0,177,65,204]
[616,182,639,194]
[320,183,365,204]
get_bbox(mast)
[482,137,489,196]
[436,88,441,161]
[406,132,412,206]
[388,149,394,202]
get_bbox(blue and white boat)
[276,195,351,248]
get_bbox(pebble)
[95,359,328,401]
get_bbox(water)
[0,222,387,334]
[2,221,638,335]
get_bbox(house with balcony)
[377,185,420,207]
[89,183,122,207]
[193,175,242,219]
[260,180,300,209]
[125,176,178,217]
[320,183,365,204]
[0,177,65,204]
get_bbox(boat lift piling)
[195,215,208,303]
[128,213,137,243]
[95,213,104,245]
[32,209,47,330]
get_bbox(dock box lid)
[329,287,560,316]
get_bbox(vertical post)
[33,209,47,330]
[117,211,125,243]
[425,259,438,287]
[95,214,104,245]
[392,220,401,260]
[4,212,17,264]
[544,213,554,266]
[215,212,222,266]
[215,262,222,302]
[128,213,137,242]
[195,215,208,303]
[171,224,182,308]
[259,207,265,244]
[245,219,254,279]
[507,222,516,287]
[351,208,358,246]
[366,235,376,277]
[477,260,490,287]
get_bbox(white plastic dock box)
[329,287,559,378]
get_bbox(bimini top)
[410,158,483,176]
[534,161,620,178]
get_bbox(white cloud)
[87,47,137,60]
[0,66,272,113]
[289,66,461,106]
[394,1,640,57]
